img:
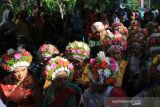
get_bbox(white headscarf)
[91,22,105,34]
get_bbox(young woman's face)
[53,71,68,89]
[13,66,28,81]
[110,49,122,61]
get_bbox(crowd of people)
[0,6,160,107]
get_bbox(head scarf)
[91,22,105,34]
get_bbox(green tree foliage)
[151,0,160,9]
[126,0,139,10]
[42,0,77,19]
[0,0,37,21]
[84,0,113,12]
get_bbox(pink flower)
[124,28,128,33]
[84,52,88,56]
[65,49,69,53]
[114,30,122,38]
[110,58,116,63]
[68,64,73,69]
[110,64,116,71]
[14,53,22,60]
[77,49,82,54]
[89,58,96,65]
[51,64,57,69]
[58,60,64,66]
[54,51,59,54]
[113,38,119,45]
[49,48,54,53]
[40,47,46,51]
[71,49,76,53]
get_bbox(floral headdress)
[0,47,32,72]
[89,51,119,85]
[38,44,59,62]
[103,30,127,51]
[65,41,90,60]
[43,56,74,81]
[149,54,160,79]
[112,22,128,37]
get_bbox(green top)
[88,39,103,57]
[88,40,103,48]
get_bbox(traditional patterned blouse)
[0,73,43,107]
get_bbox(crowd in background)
[0,6,160,107]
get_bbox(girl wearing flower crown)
[0,48,43,106]
[30,43,59,85]
[102,30,128,88]
[79,51,126,107]
[65,41,91,91]
[42,56,78,107]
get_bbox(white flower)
[84,45,89,51]
[97,51,106,60]
[42,53,52,58]
[104,69,111,78]
[46,65,51,71]
[78,42,83,47]
[7,48,15,55]
[157,64,160,71]
[70,44,74,48]
[105,57,110,65]
[62,58,68,62]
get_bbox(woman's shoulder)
[110,86,127,97]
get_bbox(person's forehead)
[95,28,105,32]
[14,67,27,72]
[94,24,104,29]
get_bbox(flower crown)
[38,44,59,61]
[0,47,32,71]
[112,23,128,37]
[65,41,90,60]
[89,51,119,85]
[44,56,74,81]
[103,30,127,51]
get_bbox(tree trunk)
[59,5,64,19]
[56,1,64,19]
